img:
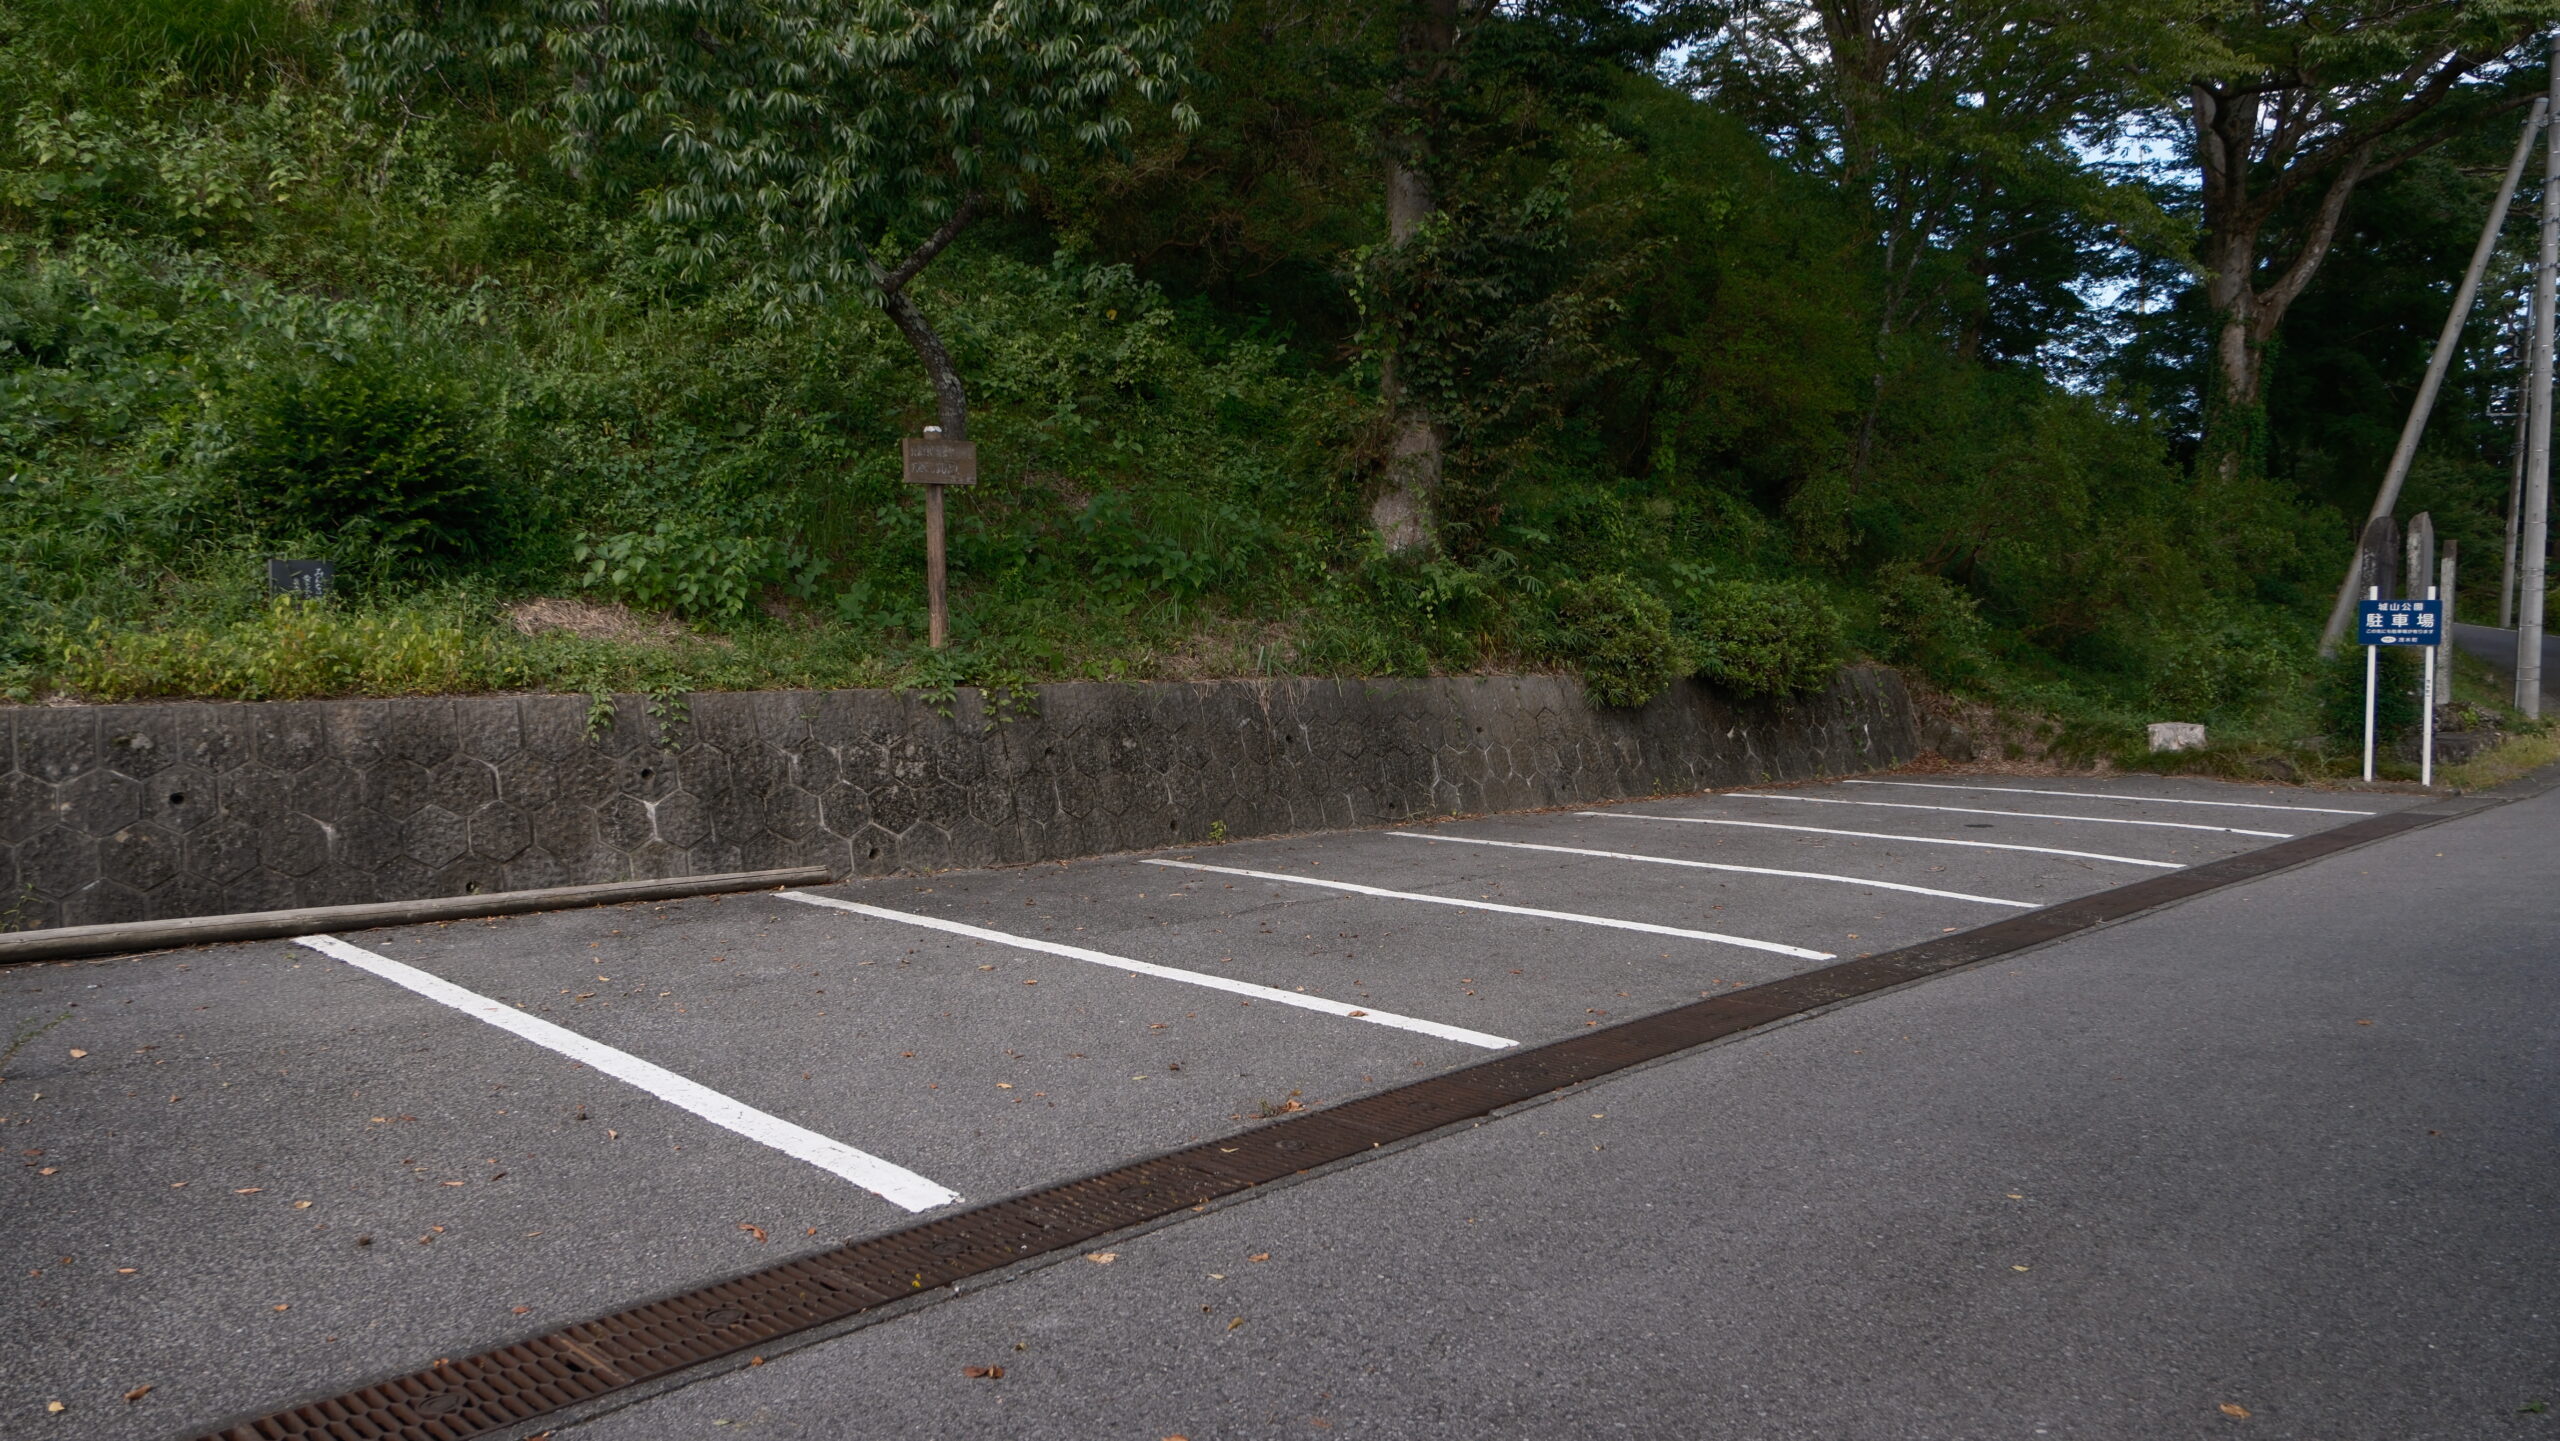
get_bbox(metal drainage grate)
[190,799,2482,1441]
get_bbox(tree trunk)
[882,288,968,440]
[1371,0,1459,555]
[871,192,986,441]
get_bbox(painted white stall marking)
[1384,833,2041,906]
[1842,779,2374,816]
[1579,812,2184,869]
[294,934,961,1212]
[778,892,1514,1050]
[1143,858,1838,959]
[1729,792,2292,839]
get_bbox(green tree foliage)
[348,0,1219,436]
[0,0,2530,775]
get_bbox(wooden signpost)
[902,428,977,649]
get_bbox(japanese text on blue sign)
[2357,598,2442,647]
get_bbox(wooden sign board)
[902,436,978,486]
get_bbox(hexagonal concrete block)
[530,806,600,862]
[224,868,300,915]
[426,756,498,815]
[598,795,655,853]
[61,879,149,927]
[365,759,434,820]
[0,771,55,836]
[55,770,140,837]
[253,713,328,773]
[187,818,261,884]
[455,700,524,763]
[260,814,331,877]
[653,791,712,850]
[20,827,97,898]
[141,766,216,832]
[99,824,178,892]
[102,721,178,779]
[14,709,99,784]
[868,785,923,835]
[382,701,459,767]
[401,805,468,869]
[469,803,531,862]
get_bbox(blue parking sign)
[2357,598,2442,646]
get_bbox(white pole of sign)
[2363,585,2379,784]
[2422,585,2438,788]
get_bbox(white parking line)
[1844,779,2375,816]
[294,934,961,1212]
[1386,833,2041,906]
[1143,858,1839,959]
[778,891,1515,1050]
[1579,812,2184,868]
[1730,792,2292,839]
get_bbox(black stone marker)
[266,559,334,599]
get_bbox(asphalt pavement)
[8,770,2534,1440]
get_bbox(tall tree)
[1685,1,2169,482]
[2180,0,2558,477]
[1369,0,1464,552]
[348,0,1217,443]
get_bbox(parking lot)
[0,771,2415,1437]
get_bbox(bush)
[213,354,494,574]
[1874,563,1988,683]
[1545,573,1679,708]
[2316,646,2421,751]
[1681,579,1845,700]
[575,520,815,623]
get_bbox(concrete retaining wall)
[0,667,1923,930]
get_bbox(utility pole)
[2521,35,2560,716]
[2321,98,2547,653]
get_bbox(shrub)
[575,519,819,623]
[1873,563,1988,684]
[2316,646,2420,751]
[1545,573,1679,709]
[214,354,494,574]
[1680,579,1846,700]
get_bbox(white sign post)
[2356,590,2445,785]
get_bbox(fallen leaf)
[1248,1253,1270,1263]
[1022,979,1038,986]
[2356,1019,2374,1026]
[2011,1265,2030,1272]
[117,1268,136,1274]
[67,1049,86,1059]
[995,1082,1013,1089]
[123,1386,152,1402]
[273,1303,290,1312]
[1084,1251,1118,1265]
[48,1401,65,1413]
[294,1200,313,1210]
[739,1223,768,1244]
[1348,1010,1367,1017]
[442,1180,465,1187]
[962,1365,1005,1379]
[37,1167,56,1176]
[169,1182,185,1188]
[1226,1316,1245,1331]
[233,1188,263,1195]
[2219,1403,2251,1419]
[512,1306,531,1315]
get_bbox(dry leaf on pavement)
[2219,1403,2251,1419]
[962,1365,1005,1379]
[738,1223,768,1244]
[1084,1251,1117,1264]
[123,1386,152,1402]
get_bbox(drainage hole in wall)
[868,847,882,860]
[167,792,185,806]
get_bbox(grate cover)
[190,799,2480,1441]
